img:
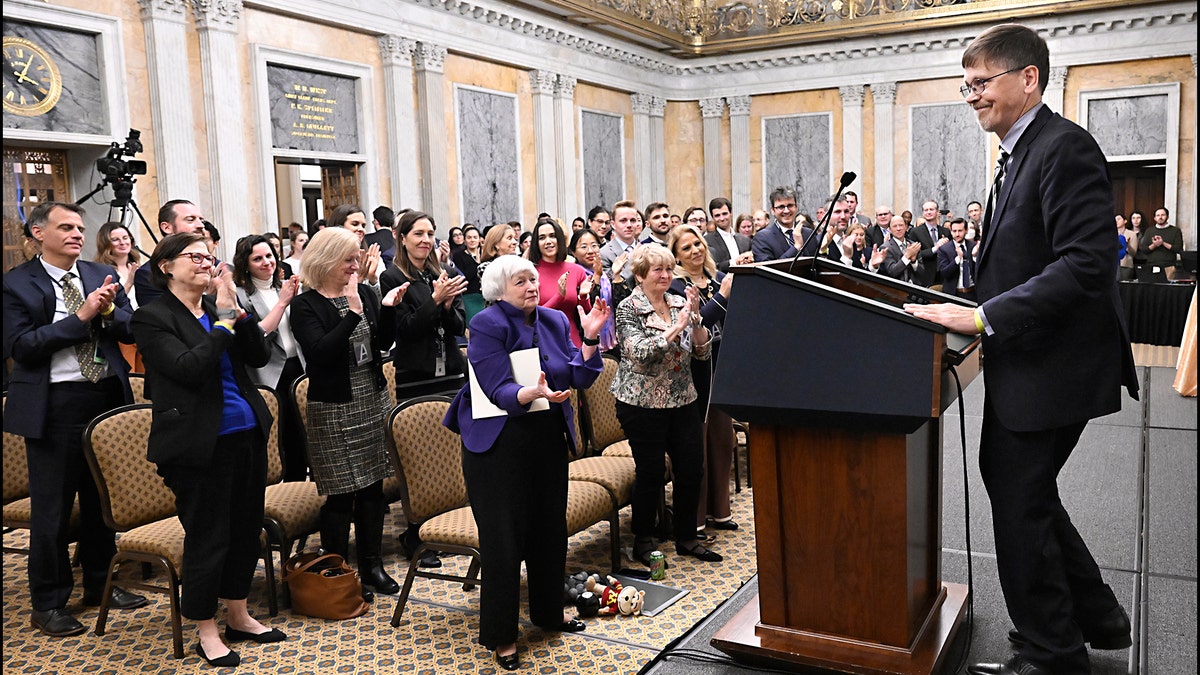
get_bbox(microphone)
[788,172,857,275]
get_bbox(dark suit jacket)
[704,231,752,272]
[3,259,134,439]
[132,292,272,466]
[879,238,923,284]
[290,284,395,403]
[976,105,1138,432]
[380,265,466,380]
[937,240,978,293]
[866,224,888,249]
[752,223,792,262]
[909,222,947,286]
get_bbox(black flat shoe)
[418,553,442,568]
[30,608,85,637]
[632,536,665,568]
[225,626,287,643]
[707,518,739,531]
[676,540,723,562]
[196,642,240,668]
[495,649,520,671]
[558,618,586,632]
[361,588,375,603]
[82,586,149,610]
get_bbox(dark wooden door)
[1109,160,1165,217]
[320,163,360,221]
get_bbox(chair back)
[291,375,310,431]
[567,388,587,457]
[82,404,175,531]
[127,372,150,404]
[259,386,283,485]
[385,396,465,525]
[382,357,397,408]
[2,396,29,504]
[580,354,623,451]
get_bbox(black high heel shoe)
[495,648,520,671]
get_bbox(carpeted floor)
[2,477,759,674]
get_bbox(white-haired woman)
[444,255,610,671]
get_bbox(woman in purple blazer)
[444,256,609,671]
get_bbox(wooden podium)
[709,258,981,675]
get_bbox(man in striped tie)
[936,218,978,301]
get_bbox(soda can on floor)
[649,551,666,581]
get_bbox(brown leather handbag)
[282,552,370,620]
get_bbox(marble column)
[193,0,249,251]
[1045,66,1067,114]
[839,84,865,199]
[728,95,752,214]
[530,69,558,217]
[415,43,449,230]
[871,82,897,210]
[380,35,421,211]
[631,93,654,203]
[553,75,579,220]
[700,97,725,202]
[137,0,200,207]
[649,96,667,202]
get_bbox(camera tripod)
[76,178,157,250]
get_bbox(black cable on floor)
[661,648,794,673]
[949,364,975,675]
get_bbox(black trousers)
[25,378,124,611]
[615,400,704,542]
[461,411,568,648]
[979,395,1120,675]
[275,356,308,482]
[158,430,266,621]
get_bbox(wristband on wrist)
[99,303,115,317]
[973,308,985,333]
[581,334,600,346]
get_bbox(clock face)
[3,36,63,117]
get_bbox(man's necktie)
[981,151,1009,242]
[960,244,973,288]
[60,272,105,383]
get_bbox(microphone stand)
[788,172,856,276]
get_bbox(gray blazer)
[236,286,305,389]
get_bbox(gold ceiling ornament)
[519,0,1160,56]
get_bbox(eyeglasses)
[176,252,217,265]
[686,216,707,224]
[960,67,1022,98]
[772,203,796,211]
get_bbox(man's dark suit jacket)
[879,238,923,284]
[976,105,1138,432]
[909,222,947,286]
[3,259,134,439]
[290,284,395,403]
[704,230,752,272]
[755,223,817,262]
[131,292,272,467]
[866,224,888,249]
[937,240,977,296]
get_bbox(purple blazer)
[444,300,602,453]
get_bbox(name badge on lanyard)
[434,326,446,376]
[353,335,373,366]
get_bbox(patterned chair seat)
[600,440,632,458]
[116,516,186,570]
[568,456,635,507]
[417,507,479,549]
[263,482,324,540]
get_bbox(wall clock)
[3,36,63,117]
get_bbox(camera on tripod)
[95,129,147,204]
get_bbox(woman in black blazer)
[290,227,405,600]
[132,233,284,668]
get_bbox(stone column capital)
[1048,66,1068,90]
[649,96,666,118]
[555,74,577,100]
[138,0,190,22]
[631,92,653,115]
[700,97,725,119]
[727,95,751,116]
[379,35,417,67]
[192,0,242,32]
[414,42,446,72]
[530,69,557,96]
[871,82,897,105]
[839,84,865,106]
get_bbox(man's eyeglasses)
[177,252,217,265]
[772,203,796,211]
[960,67,1022,98]
[686,216,707,224]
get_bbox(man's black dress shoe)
[196,642,240,668]
[30,608,86,637]
[1008,605,1132,651]
[967,655,1051,675]
[495,649,520,671]
[82,586,149,610]
[225,626,287,643]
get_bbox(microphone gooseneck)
[788,172,857,275]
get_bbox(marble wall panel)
[909,103,988,214]
[266,64,360,154]
[3,23,104,135]
[456,87,520,228]
[581,110,623,213]
[1087,95,1168,157]
[762,114,831,216]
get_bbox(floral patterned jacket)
[610,286,710,409]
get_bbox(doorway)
[274,157,361,232]
[1109,159,1165,218]
[2,146,70,271]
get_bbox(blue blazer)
[444,301,602,454]
[3,258,134,439]
[976,105,1138,431]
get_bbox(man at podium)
[904,23,1140,675]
